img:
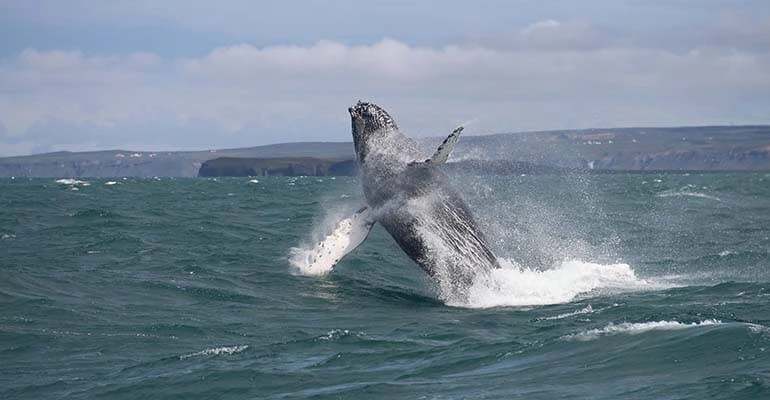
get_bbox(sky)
[1,0,769,156]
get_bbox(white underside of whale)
[295,207,374,275]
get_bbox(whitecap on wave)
[179,345,248,360]
[563,320,722,341]
[56,178,90,186]
[656,185,721,202]
[318,329,366,341]
[542,304,596,320]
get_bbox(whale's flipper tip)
[427,125,464,164]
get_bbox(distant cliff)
[2,125,770,177]
[450,125,770,172]
[0,143,353,178]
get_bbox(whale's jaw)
[349,101,399,163]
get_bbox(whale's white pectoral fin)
[303,206,375,275]
[428,126,464,164]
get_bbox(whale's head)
[349,101,398,162]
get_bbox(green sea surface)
[1,173,768,399]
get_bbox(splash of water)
[457,258,666,308]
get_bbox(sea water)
[1,173,768,399]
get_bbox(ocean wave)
[564,320,722,341]
[179,345,248,360]
[542,304,596,320]
[461,259,667,308]
[317,329,366,341]
[747,323,770,334]
[656,187,721,202]
[55,178,90,186]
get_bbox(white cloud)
[1,19,769,156]
[182,37,770,97]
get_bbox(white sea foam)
[179,345,248,360]
[56,178,90,186]
[747,323,770,334]
[248,179,259,183]
[564,320,722,341]
[462,259,665,308]
[104,181,118,185]
[318,329,365,341]
[543,304,596,320]
[656,186,721,202]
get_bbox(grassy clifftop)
[0,143,353,178]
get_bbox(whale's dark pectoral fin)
[304,206,375,274]
[428,126,464,164]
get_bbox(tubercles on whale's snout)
[348,100,368,118]
[348,101,397,134]
[350,101,398,163]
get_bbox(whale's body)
[349,102,499,300]
[296,102,498,302]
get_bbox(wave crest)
[564,320,722,341]
[179,345,249,360]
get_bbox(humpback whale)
[301,101,499,302]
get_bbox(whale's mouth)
[348,100,367,118]
[349,101,398,133]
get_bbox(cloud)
[183,36,770,96]
[1,17,769,156]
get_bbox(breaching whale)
[301,101,499,302]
